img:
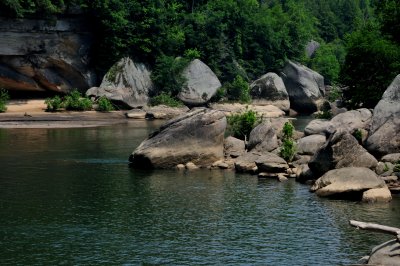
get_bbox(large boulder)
[250,73,290,111]
[255,153,289,173]
[234,151,264,173]
[362,187,392,203]
[366,74,400,156]
[309,130,378,177]
[310,167,386,197]
[247,121,278,152]
[367,239,400,265]
[0,18,95,93]
[129,108,226,168]
[178,59,221,105]
[86,57,153,108]
[297,135,326,155]
[330,108,372,133]
[224,136,245,158]
[304,119,333,136]
[281,60,325,114]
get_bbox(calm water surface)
[0,120,399,265]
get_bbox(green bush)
[150,92,184,107]
[393,162,400,173]
[327,86,342,102]
[0,89,10,113]
[96,96,115,112]
[227,108,261,141]
[45,95,62,112]
[63,89,92,111]
[314,110,332,119]
[225,75,251,103]
[280,121,297,162]
[352,129,363,143]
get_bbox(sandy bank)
[0,99,129,128]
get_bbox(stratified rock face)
[366,74,400,156]
[281,60,324,114]
[250,73,290,111]
[129,108,226,168]
[310,167,385,197]
[86,58,153,108]
[178,59,221,105]
[309,130,378,177]
[0,18,95,93]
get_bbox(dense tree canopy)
[1,0,399,108]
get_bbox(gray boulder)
[0,18,95,93]
[381,153,400,163]
[281,60,325,114]
[330,108,372,133]
[304,119,334,136]
[224,136,245,158]
[362,187,392,203]
[178,59,221,105]
[247,121,278,152]
[234,151,264,173]
[309,130,378,177]
[129,108,226,168]
[297,135,326,155]
[143,105,189,119]
[86,57,153,108]
[367,239,400,265]
[366,74,400,156]
[255,153,289,173]
[250,73,290,111]
[310,167,385,197]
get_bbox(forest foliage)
[1,0,399,108]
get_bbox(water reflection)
[0,122,399,265]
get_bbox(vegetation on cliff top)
[1,0,399,108]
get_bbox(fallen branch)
[349,220,400,242]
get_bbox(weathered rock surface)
[297,135,326,155]
[129,108,226,168]
[250,73,290,111]
[178,59,221,105]
[310,167,385,197]
[367,239,400,265]
[86,57,153,108]
[210,103,285,118]
[304,119,333,136]
[255,153,289,173]
[234,151,263,173]
[247,121,278,152]
[330,108,372,133]
[143,105,189,119]
[0,17,95,93]
[224,136,245,158]
[366,75,400,156]
[362,187,392,203]
[381,153,400,163]
[281,60,324,114]
[305,40,320,58]
[309,130,378,177]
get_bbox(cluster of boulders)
[129,74,400,204]
[84,57,326,118]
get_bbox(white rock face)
[86,57,153,108]
[178,59,221,105]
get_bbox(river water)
[0,120,399,265]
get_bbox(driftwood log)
[349,220,400,242]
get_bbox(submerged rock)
[129,108,226,168]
